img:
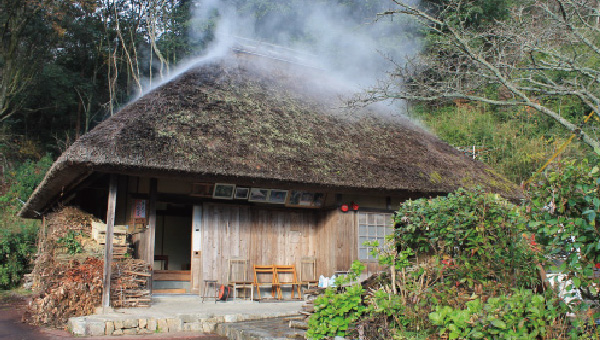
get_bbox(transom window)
[358,212,394,260]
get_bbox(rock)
[105,321,115,335]
[184,322,202,331]
[85,321,106,336]
[147,318,157,331]
[67,317,86,336]
[167,318,182,332]
[157,318,169,333]
[123,328,138,335]
[123,318,138,329]
[202,321,217,333]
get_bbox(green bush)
[0,153,52,289]
[527,158,600,305]
[307,261,367,339]
[0,224,38,289]
[396,187,541,289]
[1,153,53,205]
[429,289,566,340]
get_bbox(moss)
[429,171,443,184]
[484,168,519,195]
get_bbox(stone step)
[216,317,306,340]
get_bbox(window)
[358,212,394,260]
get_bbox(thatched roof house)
[20,51,519,298]
[21,54,518,219]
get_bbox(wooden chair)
[274,265,301,300]
[253,265,277,300]
[300,257,318,291]
[227,258,253,300]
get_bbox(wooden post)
[191,205,203,295]
[102,174,118,312]
[146,178,157,291]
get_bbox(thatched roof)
[20,53,520,218]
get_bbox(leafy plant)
[429,289,567,340]
[0,224,38,289]
[0,153,53,205]
[307,260,367,339]
[57,231,82,255]
[527,158,600,306]
[396,187,541,289]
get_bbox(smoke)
[188,0,421,88]
[138,0,421,115]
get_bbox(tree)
[373,0,600,154]
[0,0,57,122]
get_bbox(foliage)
[307,261,367,339]
[57,231,82,255]
[377,0,600,153]
[429,289,567,339]
[527,158,600,304]
[411,102,588,183]
[0,224,37,289]
[0,154,51,288]
[396,188,541,288]
[308,188,559,338]
[0,153,53,204]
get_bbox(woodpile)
[24,258,151,326]
[23,258,103,327]
[111,259,151,308]
[25,207,151,327]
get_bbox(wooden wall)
[199,203,383,285]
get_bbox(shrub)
[0,224,38,289]
[527,159,600,306]
[307,261,367,339]
[429,289,567,339]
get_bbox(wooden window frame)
[358,212,394,261]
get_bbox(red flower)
[530,241,537,246]
[595,263,600,269]
[455,281,460,287]
[442,259,449,265]
[501,259,505,264]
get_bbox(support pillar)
[102,174,118,312]
[146,178,157,291]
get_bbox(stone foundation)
[68,312,300,336]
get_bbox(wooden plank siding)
[199,203,383,284]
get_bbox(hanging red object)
[340,204,349,212]
[351,202,359,211]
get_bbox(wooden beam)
[146,178,158,291]
[102,174,118,312]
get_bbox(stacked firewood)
[111,259,151,308]
[24,258,152,326]
[23,258,103,327]
[25,207,151,327]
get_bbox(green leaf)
[491,319,507,329]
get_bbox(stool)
[201,280,219,304]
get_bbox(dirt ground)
[0,295,226,340]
